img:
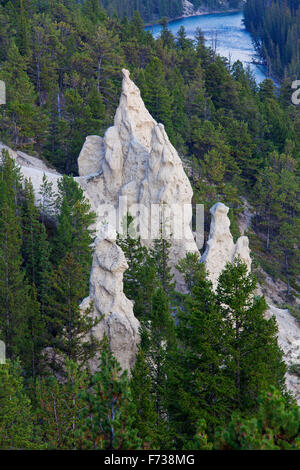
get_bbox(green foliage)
[117,214,157,320]
[168,258,287,448]
[215,388,300,450]
[216,259,286,412]
[79,338,141,450]
[52,175,96,276]
[0,360,37,449]
[130,349,157,448]
[0,0,298,451]
[168,262,232,444]
[244,0,300,79]
[0,150,30,362]
[45,176,98,370]
[34,360,88,449]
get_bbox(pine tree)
[142,57,174,138]
[0,360,37,449]
[216,259,286,412]
[45,253,100,372]
[34,360,88,449]
[176,252,203,293]
[21,178,51,308]
[130,349,157,449]
[150,226,175,297]
[52,175,95,283]
[141,287,176,449]
[168,263,232,445]
[79,338,141,450]
[117,214,157,320]
[0,40,47,149]
[215,388,300,450]
[39,173,56,225]
[0,150,30,360]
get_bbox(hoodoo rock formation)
[202,202,300,403]
[201,202,251,289]
[1,69,199,370]
[77,69,199,290]
[1,70,299,400]
[80,225,140,372]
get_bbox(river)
[146,11,267,84]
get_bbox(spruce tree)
[0,150,30,360]
[39,173,56,225]
[52,175,95,284]
[117,214,157,320]
[34,360,88,449]
[168,263,232,445]
[141,287,176,449]
[45,253,99,372]
[215,388,300,450]
[21,178,51,308]
[216,259,286,412]
[0,360,37,449]
[79,339,141,450]
[45,175,98,372]
[130,349,157,449]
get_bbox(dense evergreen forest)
[0,148,298,449]
[244,0,300,79]
[0,0,299,449]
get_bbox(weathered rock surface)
[266,304,300,403]
[77,69,199,290]
[0,142,61,212]
[201,202,251,289]
[203,202,300,403]
[1,69,199,370]
[3,68,299,393]
[81,225,139,372]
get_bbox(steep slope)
[201,202,251,289]
[77,69,199,290]
[1,69,299,396]
[202,202,300,403]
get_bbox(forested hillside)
[0,0,299,301]
[244,0,300,79]
[0,0,300,450]
[99,0,241,22]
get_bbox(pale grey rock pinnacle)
[201,202,251,289]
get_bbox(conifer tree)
[0,360,37,449]
[117,214,157,320]
[142,57,174,138]
[52,175,95,284]
[0,40,47,148]
[21,178,51,308]
[34,360,88,449]
[168,263,232,444]
[150,226,175,297]
[79,339,141,450]
[141,287,176,448]
[45,175,98,372]
[39,173,56,225]
[215,388,300,450]
[130,349,157,449]
[45,253,99,372]
[0,150,30,360]
[216,259,286,412]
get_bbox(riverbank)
[146,11,268,84]
[145,8,242,27]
